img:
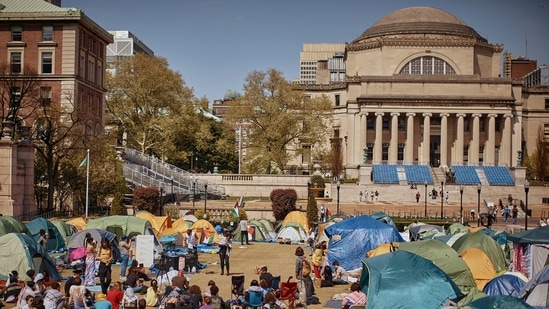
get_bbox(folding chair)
[271,276,281,291]
[279,278,297,309]
[231,275,245,300]
[246,290,264,309]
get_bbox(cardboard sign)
[135,235,154,267]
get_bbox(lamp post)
[477,183,482,227]
[336,181,341,215]
[203,181,208,219]
[191,176,196,209]
[459,185,464,224]
[424,181,428,217]
[159,187,164,216]
[524,180,530,230]
[170,177,174,204]
[440,181,444,219]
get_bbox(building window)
[11,26,22,41]
[495,116,501,132]
[335,94,340,106]
[479,117,485,132]
[398,143,405,161]
[367,116,374,130]
[79,55,85,77]
[544,124,549,139]
[40,87,52,105]
[10,87,21,110]
[302,145,311,164]
[366,143,374,164]
[382,143,389,161]
[10,52,22,73]
[97,63,102,85]
[398,118,405,131]
[41,52,53,74]
[382,116,389,130]
[399,56,456,75]
[464,117,469,132]
[42,26,53,41]
[545,98,549,110]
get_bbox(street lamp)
[336,181,341,215]
[159,187,164,216]
[440,181,444,219]
[477,183,482,227]
[170,177,174,204]
[204,181,208,219]
[524,179,530,230]
[191,176,196,208]
[424,181,428,217]
[459,185,464,224]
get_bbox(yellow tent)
[159,227,185,246]
[281,211,309,234]
[460,247,497,290]
[172,218,193,233]
[366,243,394,258]
[66,217,87,231]
[135,211,172,236]
[190,219,220,244]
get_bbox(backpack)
[301,258,311,276]
[210,296,223,309]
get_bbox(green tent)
[0,216,28,236]
[26,218,66,251]
[452,230,507,273]
[86,215,153,238]
[233,220,274,242]
[397,239,477,293]
[446,223,469,234]
[370,212,397,229]
[50,220,77,246]
[0,233,62,281]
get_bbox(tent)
[507,225,549,279]
[451,231,507,274]
[135,211,172,236]
[519,264,549,307]
[483,272,528,297]
[67,217,87,231]
[464,295,534,309]
[66,229,120,262]
[280,211,309,233]
[172,218,193,232]
[409,224,444,241]
[0,233,62,281]
[316,221,335,244]
[325,215,403,271]
[26,217,66,251]
[257,219,276,239]
[435,232,466,247]
[276,211,309,244]
[361,251,461,309]
[232,220,275,242]
[446,223,469,234]
[159,228,185,247]
[50,220,77,246]
[190,219,220,244]
[369,212,397,229]
[0,216,28,236]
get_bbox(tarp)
[135,211,172,236]
[361,251,460,309]
[325,215,403,271]
[66,229,120,262]
[190,219,220,244]
[67,217,87,231]
[0,216,28,235]
[464,295,534,309]
[507,225,549,244]
[0,233,62,281]
[451,230,507,273]
[483,272,527,297]
[26,217,66,251]
[519,264,549,307]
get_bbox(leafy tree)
[525,125,549,181]
[226,69,333,174]
[132,187,159,214]
[270,189,297,220]
[306,183,319,224]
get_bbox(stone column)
[455,114,465,165]
[500,114,513,166]
[485,114,497,165]
[422,113,431,165]
[389,112,400,163]
[354,112,362,164]
[374,112,384,163]
[405,113,415,163]
[346,112,355,166]
[440,113,449,168]
[470,114,481,165]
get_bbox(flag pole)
[85,149,90,219]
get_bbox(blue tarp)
[483,274,527,297]
[325,215,403,271]
[361,251,461,309]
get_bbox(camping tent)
[519,264,549,307]
[361,251,461,309]
[452,231,507,273]
[26,217,66,251]
[483,272,528,297]
[135,211,172,236]
[464,295,534,309]
[446,223,469,234]
[50,220,77,246]
[172,218,192,233]
[66,229,120,262]
[408,224,444,241]
[67,217,87,231]
[370,212,397,229]
[0,233,62,281]
[276,211,309,244]
[0,216,28,236]
[233,220,275,242]
[190,219,220,244]
[507,225,549,279]
[325,215,403,271]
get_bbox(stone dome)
[353,7,486,43]
[223,89,241,101]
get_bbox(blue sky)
[64,0,549,101]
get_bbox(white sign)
[135,235,154,267]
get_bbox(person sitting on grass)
[128,261,151,281]
[332,261,349,285]
[341,283,367,309]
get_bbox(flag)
[79,156,88,167]
[232,196,243,218]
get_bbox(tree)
[226,69,333,174]
[133,187,159,214]
[306,182,319,224]
[525,125,549,181]
[270,189,298,220]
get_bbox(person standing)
[38,229,48,250]
[84,233,97,286]
[512,205,519,224]
[374,190,379,202]
[415,191,420,203]
[186,229,197,253]
[239,218,249,246]
[358,191,363,202]
[97,237,113,294]
[320,205,326,223]
[311,243,324,290]
[294,247,307,308]
[503,205,510,222]
[119,235,131,280]
[218,230,232,276]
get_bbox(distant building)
[298,43,345,85]
[106,30,154,75]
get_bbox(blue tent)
[26,217,66,251]
[360,251,461,309]
[325,215,403,271]
[483,273,527,297]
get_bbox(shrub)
[132,187,159,214]
[270,189,298,220]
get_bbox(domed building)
[303,6,544,185]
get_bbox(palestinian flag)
[232,196,243,218]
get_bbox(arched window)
[399,56,456,75]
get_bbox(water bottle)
[191,266,196,274]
